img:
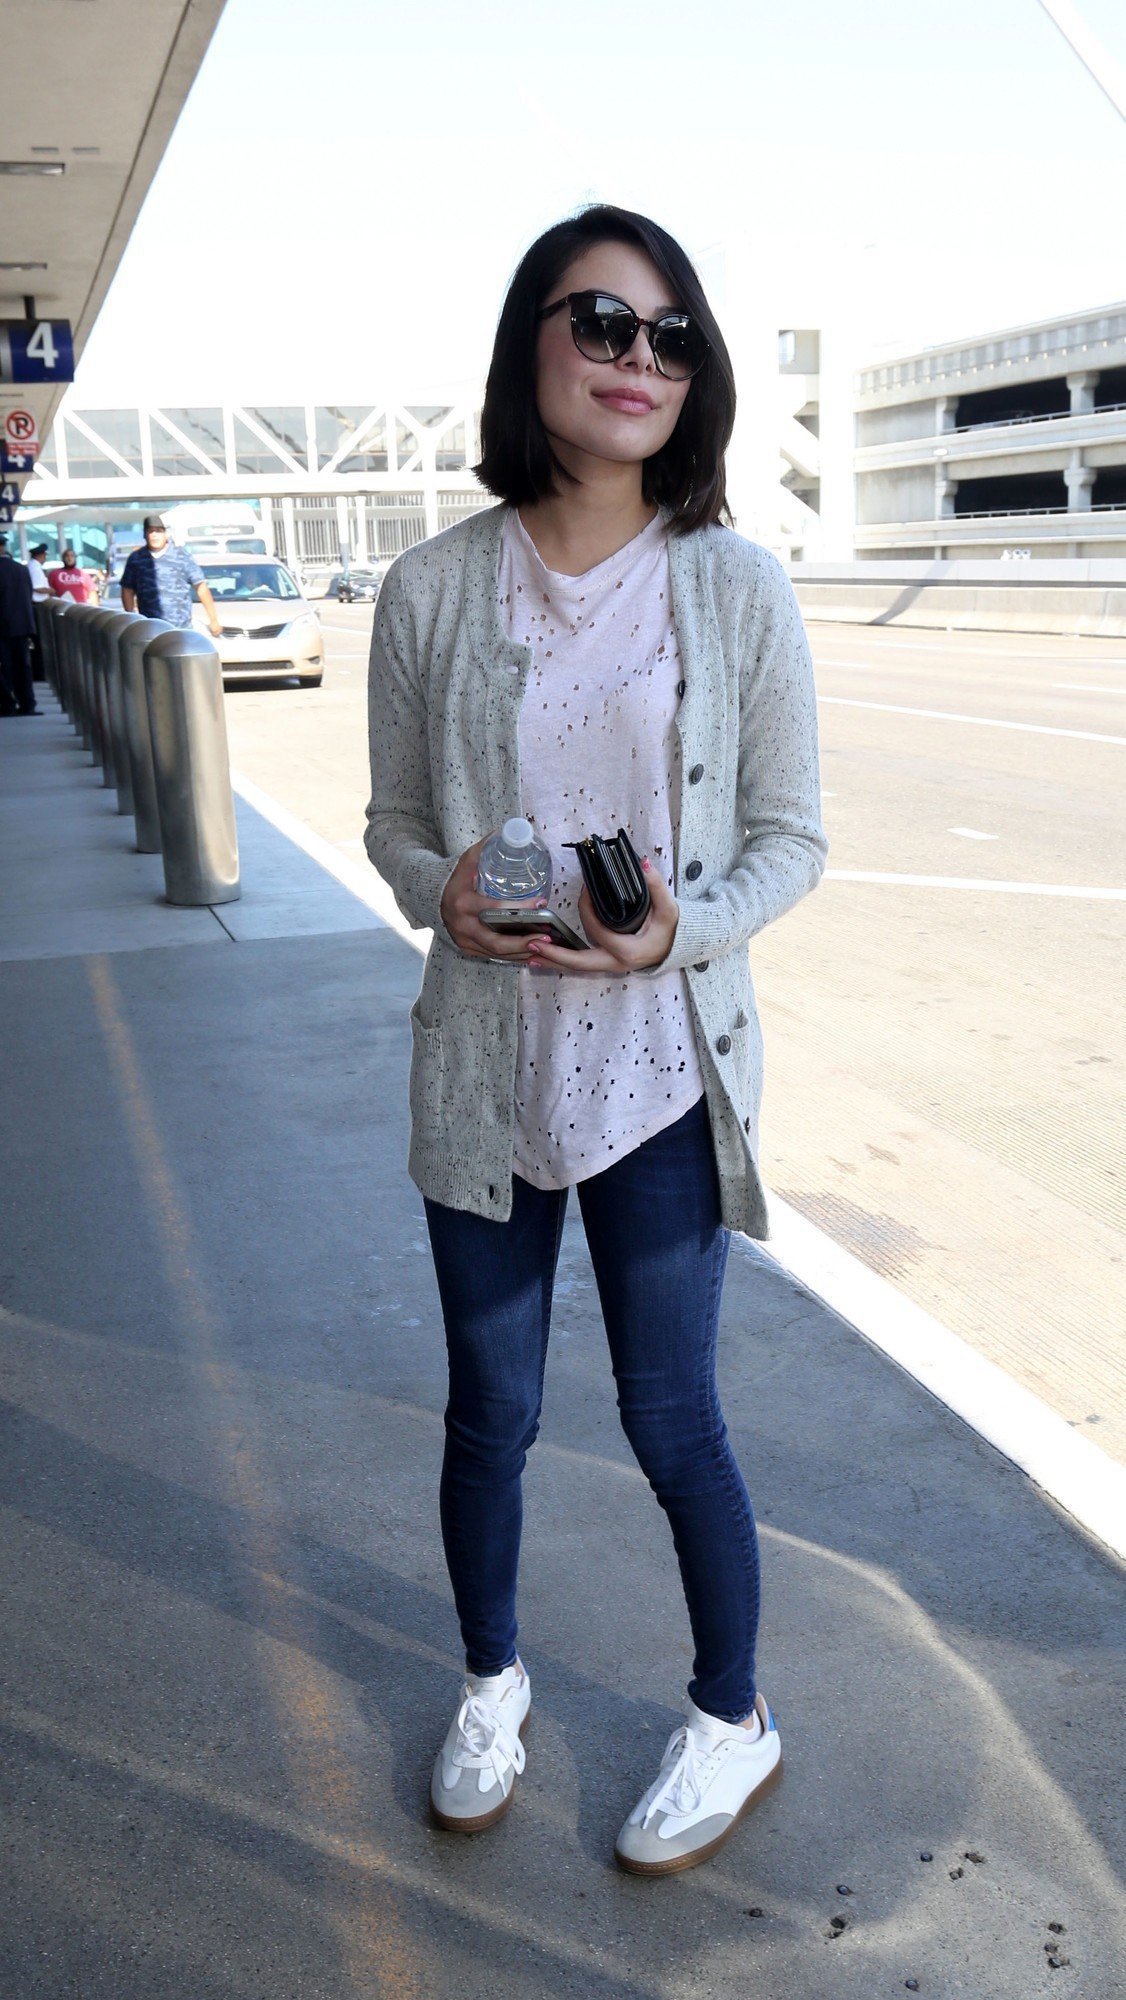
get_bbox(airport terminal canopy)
[1,0,226,513]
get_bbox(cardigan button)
[688,763,704,784]
[488,1185,497,1201]
[716,1034,732,1056]
[694,960,710,973]
[676,679,686,698]
[685,859,702,881]
[745,1116,752,1133]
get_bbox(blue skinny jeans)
[423,1096,760,1723]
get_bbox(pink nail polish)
[642,856,651,872]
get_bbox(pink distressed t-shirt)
[497,506,705,1190]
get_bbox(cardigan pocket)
[722,1012,763,1121]
[408,1003,446,1137]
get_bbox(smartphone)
[479,907,589,950]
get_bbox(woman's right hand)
[439,839,545,961]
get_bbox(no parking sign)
[3,409,39,460]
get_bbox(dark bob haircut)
[475,204,736,536]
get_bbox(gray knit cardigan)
[365,501,826,1237]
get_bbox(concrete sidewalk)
[1,698,1123,1999]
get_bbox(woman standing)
[365,204,826,1875]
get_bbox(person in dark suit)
[0,535,40,716]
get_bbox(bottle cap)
[502,816,535,846]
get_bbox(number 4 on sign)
[0,481,18,504]
[26,322,58,370]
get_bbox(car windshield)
[202,563,301,601]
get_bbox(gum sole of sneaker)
[614,1753,783,1877]
[429,1709,531,1834]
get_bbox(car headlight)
[285,612,320,634]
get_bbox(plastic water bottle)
[477,816,552,904]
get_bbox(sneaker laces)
[642,1724,721,1829]
[453,1690,526,1788]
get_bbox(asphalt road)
[222,607,1126,1464]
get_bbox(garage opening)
[953,472,1068,515]
[1094,366,1126,410]
[1092,467,1126,508]
[953,378,1069,429]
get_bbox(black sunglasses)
[537,290,710,381]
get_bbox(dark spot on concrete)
[775,1189,928,1277]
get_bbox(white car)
[191,557,325,686]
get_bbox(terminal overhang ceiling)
[1,0,226,489]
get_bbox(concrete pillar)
[1067,371,1097,416]
[281,495,298,568]
[335,494,352,565]
[421,443,440,543]
[1065,451,1094,510]
[935,396,958,433]
[355,494,370,564]
[935,470,957,518]
[816,323,860,563]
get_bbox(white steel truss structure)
[18,397,491,568]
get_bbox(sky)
[73,0,1126,405]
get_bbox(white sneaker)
[429,1661,531,1832]
[614,1692,782,1875]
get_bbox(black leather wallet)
[565,828,651,935]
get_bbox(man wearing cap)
[121,517,222,635]
[26,544,52,600]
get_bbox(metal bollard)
[143,628,240,906]
[117,616,170,850]
[54,600,78,729]
[67,602,102,756]
[62,601,89,739]
[46,598,73,717]
[96,610,139,814]
[89,609,126,789]
[34,598,57,698]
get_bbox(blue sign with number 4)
[0,319,75,383]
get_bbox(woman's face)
[534,241,693,471]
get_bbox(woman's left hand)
[525,858,679,976]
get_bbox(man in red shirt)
[49,549,94,603]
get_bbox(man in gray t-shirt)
[121,515,222,633]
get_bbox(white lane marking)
[230,767,1125,1562]
[762,1195,1126,1563]
[1052,683,1126,695]
[820,789,836,797]
[948,827,997,841]
[819,695,1126,746]
[825,869,1126,900]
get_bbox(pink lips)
[594,389,654,414]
